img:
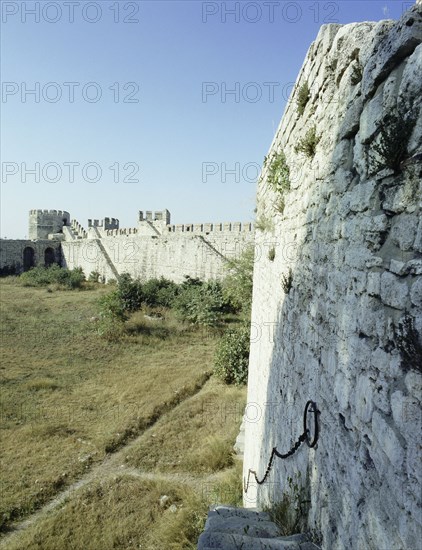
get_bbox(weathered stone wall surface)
[243,5,422,550]
[61,230,254,282]
[0,240,61,271]
[28,209,70,240]
[2,212,254,282]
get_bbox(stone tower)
[28,210,70,240]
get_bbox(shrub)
[296,81,310,116]
[88,271,101,283]
[116,273,143,312]
[174,280,225,327]
[98,290,128,322]
[222,246,254,314]
[142,277,179,308]
[214,324,250,385]
[20,265,85,289]
[370,108,417,174]
[96,314,126,342]
[97,290,128,340]
[294,125,320,158]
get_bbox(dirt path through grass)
[0,281,247,549]
[0,376,234,548]
[0,377,216,547]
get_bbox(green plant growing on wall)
[266,150,291,213]
[351,61,363,85]
[281,268,293,293]
[268,247,276,262]
[265,473,310,536]
[296,81,310,116]
[395,314,422,374]
[370,108,417,174]
[255,214,274,233]
[294,125,321,158]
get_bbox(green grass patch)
[0,280,247,548]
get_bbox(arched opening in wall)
[44,247,56,267]
[23,247,35,271]
[62,217,68,226]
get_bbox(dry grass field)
[0,278,246,549]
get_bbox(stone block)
[359,88,384,144]
[339,93,364,139]
[361,6,422,100]
[380,272,409,309]
[348,181,376,212]
[372,411,405,469]
[367,272,381,297]
[391,214,419,251]
[410,277,422,307]
[389,259,406,275]
[354,374,374,424]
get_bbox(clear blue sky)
[1,0,412,237]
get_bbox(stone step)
[197,506,321,550]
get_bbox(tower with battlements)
[28,209,70,240]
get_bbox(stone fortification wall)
[61,228,254,283]
[28,209,70,240]
[0,240,61,271]
[243,5,422,550]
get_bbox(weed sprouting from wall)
[294,125,321,158]
[255,214,274,233]
[351,61,363,85]
[266,150,291,214]
[281,269,293,293]
[395,314,422,374]
[297,82,310,116]
[268,247,276,262]
[265,473,310,536]
[370,107,417,174]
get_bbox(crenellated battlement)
[106,227,138,236]
[71,219,87,239]
[28,209,71,239]
[29,209,70,218]
[139,209,171,225]
[166,222,253,234]
[88,218,119,230]
[27,208,254,242]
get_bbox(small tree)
[214,324,250,385]
[173,279,225,327]
[222,246,255,314]
[116,273,143,312]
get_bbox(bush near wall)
[213,324,250,385]
[173,279,227,327]
[20,266,85,289]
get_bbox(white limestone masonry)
[243,5,421,550]
[0,209,255,282]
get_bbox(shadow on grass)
[125,321,173,339]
